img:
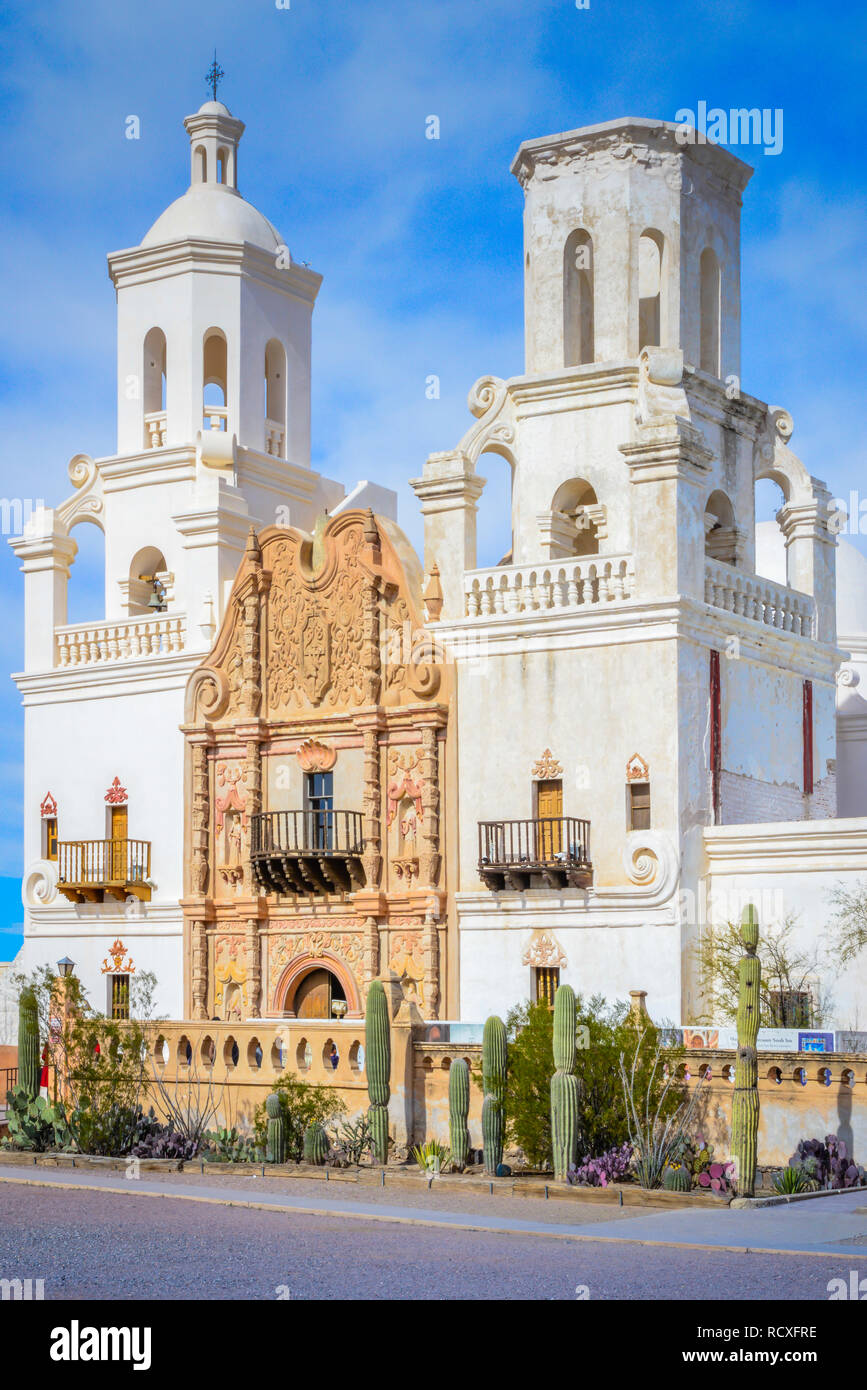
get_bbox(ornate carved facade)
[181,510,451,1022]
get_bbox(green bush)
[254,1073,346,1161]
[495,995,685,1171]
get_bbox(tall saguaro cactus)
[365,979,391,1164]
[448,1058,470,1169]
[481,1015,507,1175]
[731,904,761,1197]
[18,987,40,1100]
[265,1093,286,1164]
[550,984,580,1181]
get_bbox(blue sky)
[0,0,865,949]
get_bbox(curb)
[731,1186,867,1209]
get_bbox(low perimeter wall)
[148,1022,867,1167]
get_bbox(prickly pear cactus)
[365,979,391,1164]
[663,1165,692,1193]
[448,1058,470,1169]
[550,984,580,1181]
[303,1122,328,1166]
[265,1092,286,1165]
[481,1015,507,1176]
[731,904,761,1197]
[18,986,40,1100]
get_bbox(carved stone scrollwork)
[361,728,382,888]
[362,573,382,706]
[418,726,440,888]
[191,921,208,1020]
[191,745,210,897]
[363,915,380,993]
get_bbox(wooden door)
[536,779,563,859]
[110,806,128,882]
[294,969,331,1019]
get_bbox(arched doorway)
[291,967,347,1020]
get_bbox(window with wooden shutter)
[628,782,651,831]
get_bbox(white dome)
[755,520,867,639]
[141,185,283,252]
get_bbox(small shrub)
[3,1087,68,1152]
[328,1114,373,1167]
[794,1135,866,1190]
[201,1125,263,1164]
[412,1138,451,1174]
[131,1111,200,1161]
[773,1165,815,1195]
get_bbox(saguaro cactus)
[550,984,580,1181]
[731,904,761,1197]
[365,979,391,1164]
[265,1092,286,1165]
[448,1058,470,1169]
[303,1122,328,1166]
[18,987,40,1100]
[481,1015,507,1175]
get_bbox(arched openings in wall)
[704,490,740,566]
[125,545,169,616]
[550,478,602,558]
[700,248,722,377]
[474,449,515,569]
[754,475,789,585]
[65,520,106,627]
[142,328,167,449]
[264,339,287,457]
[216,147,228,185]
[563,229,594,367]
[638,230,665,351]
[203,328,228,431]
[194,145,207,183]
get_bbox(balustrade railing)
[264,418,285,457]
[143,410,167,448]
[251,810,365,857]
[55,613,186,666]
[58,838,151,889]
[465,555,634,618]
[704,560,815,638]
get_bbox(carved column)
[361,575,382,707]
[361,727,382,888]
[191,920,208,1020]
[245,918,261,1019]
[422,912,440,1020]
[190,742,210,897]
[418,725,441,887]
[244,737,262,896]
[240,527,264,718]
[363,915,380,994]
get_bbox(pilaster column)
[777,497,837,644]
[418,724,441,888]
[191,921,208,1020]
[422,912,440,1020]
[8,512,78,671]
[363,915,380,995]
[245,918,261,1018]
[360,725,382,889]
[410,450,485,620]
[190,739,211,898]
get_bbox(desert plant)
[794,1135,866,1190]
[3,1087,67,1152]
[481,1014,507,1175]
[696,1160,736,1194]
[568,1143,633,1188]
[412,1138,451,1174]
[773,1164,815,1195]
[366,979,391,1164]
[618,1031,708,1189]
[731,904,761,1197]
[265,1093,286,1164]
[663,1163,692,1192]
[201,1125,262,1164]
[302,1122,329,1165]
[550,984,580,1181]
[328,1114,373,1166]
[694,912,831,1027]
[448,1059,470,1169]
[255,1074,345,1162]
[131,1111,201,1161]
[17,987,40,1100]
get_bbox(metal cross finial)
[206,51,224,101]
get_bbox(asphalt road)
[0,1183,856,1301]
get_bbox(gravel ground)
[0,1184,846,1300]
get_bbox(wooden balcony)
[478,817,592,891]
[251,811,365,897]
[57,839,152,904]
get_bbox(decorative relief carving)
[626,753,650,782]
[422,912,440,1019]
[104,777,128,805]
[191,745,210,897]
[297,739,337,773]
[245,918,261,1019]
[215,762,248,891]
[214,934,247,1020]
[40,792,58,819]
[100,938,135,975]
[532,749,563,779]
[521,929,567,970]
[386,750,423,828]
[388,928,425,1010]
[191,921,208,1020]
[362,727,382,889]
[268,923,362,1012]
[418,727,440,888]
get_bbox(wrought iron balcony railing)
[478,817,592,891]
[251,810,365,896]
[57,839,152,904]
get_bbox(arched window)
[550,478,602,558]
[264,339,287,456]
[563,229,594,366]
[194,145,207,183]
[704,490,739,566]
[700,248,721,376]
[126,545,169,616]
[217,147,228,185]
[142,328,167,448]
[638,230,664,350]
[203,328,227,431]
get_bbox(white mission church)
[7,99,867,1033]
